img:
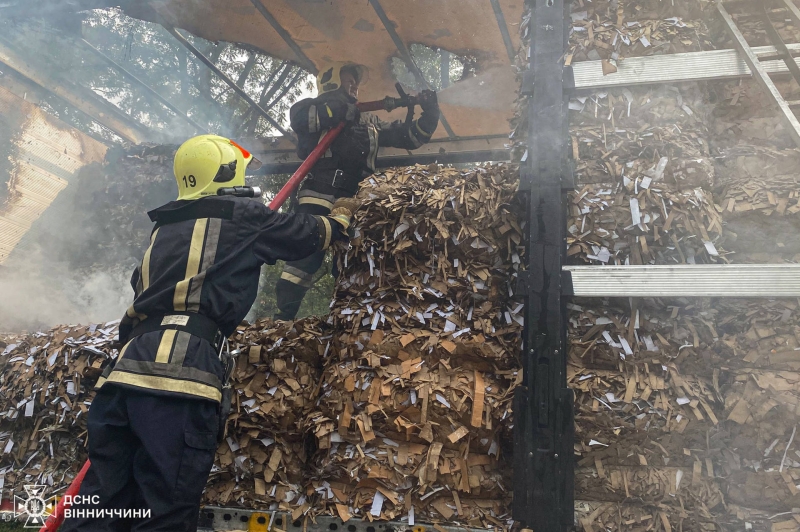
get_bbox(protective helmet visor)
[230,140,263,171]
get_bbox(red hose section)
[268,98,391,211]
[40,460,92,532]
[268,122,345,211]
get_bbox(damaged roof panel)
[0,86,106,264]
[121,0,522,138]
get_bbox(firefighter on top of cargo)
[61,135,359,532]
[273,61,440,320]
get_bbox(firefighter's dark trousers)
[275,200,331,320]
[61,385,219,532]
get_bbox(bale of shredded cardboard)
[0,317,328,512]
[4,2,800,529]
[0,322,118,495]
[203,318,327,510]
[511,1,799,530]
[303,165,522,528]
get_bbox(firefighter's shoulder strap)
[148,197,235,229]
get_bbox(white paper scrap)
[703,241,719,256]
[435,394,451,408]
[619,337,633,356]
[630,198,641,225]
[371,490,385,516]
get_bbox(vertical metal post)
[513,0,574,529]
[440,49,450,89]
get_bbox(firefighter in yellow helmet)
[61,135,358,532]
[274,62,440,320]
[172,134,260,200]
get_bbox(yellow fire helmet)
[173,135,262,200]
[316,62,369,94]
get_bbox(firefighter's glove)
[320,101,359,129]
[418,90,439,113]
[329,197,360,237]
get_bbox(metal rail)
[163,24,296,142]
[198,508,492,532]
[572,44,800,90]
[717,0,800,147]
[249,0,317,74]
[564,264,800,298]
[245,134,510,174]
[489,0,517,63]
[367,0,457,138]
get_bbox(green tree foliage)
[0,10,313,144]
[80,9,313,139]
[391,44,467,91]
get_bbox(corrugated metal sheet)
[0,86,107,263]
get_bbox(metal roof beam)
[368,0,458,138]
[0,35,151,144]
[489,0,517,63]
[80,38,205,133]
[249,0,317,74]
[244,134,510,174]
[163,24,296,143]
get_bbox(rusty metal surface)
[0,86,107,263]
[123,0,523,138]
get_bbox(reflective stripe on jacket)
[98,196,338,402]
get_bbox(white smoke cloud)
[0,246,130,333]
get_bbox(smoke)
[0,246,131,333]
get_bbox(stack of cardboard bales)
[0,322,117,495]
[515,1,800,529]
[304,165,522,528]
[203,318,327,512]
[0,318,329,516]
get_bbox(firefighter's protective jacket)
[289,90,439,195]
[96,196,341,402]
